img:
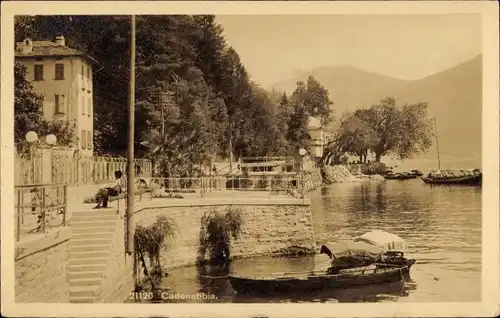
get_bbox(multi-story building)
[308,116,325,158]
[15,35,99,155]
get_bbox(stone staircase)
[68,209,118,303]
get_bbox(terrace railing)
[15,147,152,186]
[15,183,68,242]
[140,174,304,201]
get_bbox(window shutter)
[54,94,59,113]
[82,96,85,115]
[81,130,86,149]
[87,131,92,149]
[60,95,65,114]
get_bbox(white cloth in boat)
[354,230,408,252]
[323,240,384,259]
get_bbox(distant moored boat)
[421,169,482,186]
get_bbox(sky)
[215,14,482,87]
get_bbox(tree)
[14,61,48,145]
[353,97,433,162]
[335,114,377,163]
[304,76,334,126]
[15,15,335,171]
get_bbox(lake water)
[137,179,482,303]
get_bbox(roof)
[15,39,99,65]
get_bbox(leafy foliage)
[197,207,243,265]
[134,215,176,288]
[324,97,433,163]
[15,15,335,172]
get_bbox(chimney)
[54,35,65,46]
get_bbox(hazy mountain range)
[271,54,482,169]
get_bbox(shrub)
[197,207,243,265]
[134,215,176,289]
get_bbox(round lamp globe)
[46,134,57,145]
[25,131,38,143]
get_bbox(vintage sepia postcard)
[1,1,499,317]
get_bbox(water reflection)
[232,281,410,303]
[311,179,481,302]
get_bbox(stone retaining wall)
[133,200,316,270]
[15,227,71,302]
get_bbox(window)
[81,65,84,77]
[82,96,85,115]
[34,64,44,81]
[55,63,64,80]
[88,97,91,116]
[54,94,65,114]
[87,131,92,149]
[81,130,86,149]
[87,66,90,80]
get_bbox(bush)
[134,215,176,289]
[197,207,243,265]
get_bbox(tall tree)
[304,76,334,126]
[354,97,433,162]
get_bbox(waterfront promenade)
[14,172,321,303]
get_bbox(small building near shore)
[308,116,325,159]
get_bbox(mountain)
[271,55,482,168]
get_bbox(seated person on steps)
[93,170,125,209]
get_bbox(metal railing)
[15,183,68,241]
[140,175,304,200]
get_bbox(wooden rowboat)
[228,266,406,295]
[384,172,417,180]
[421,174,481,186]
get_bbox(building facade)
[15,36,99,155]
[308,116,325,158]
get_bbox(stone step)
[69,257,108,266]
[71,232,114,239]
[70,245,110,253]
[72,227,115,234]
[72,210,117,217]
[68,264,106,272]
[70,238,112,246]
[68,271,104,280]
[70,296,95,303]
[70,288,98,297]
[71,214,117,222]
[69,277,102,287]
[71,221,116,228]
[69,251,109,259]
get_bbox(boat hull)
[422,175,481,186]
[376,259,415,275]
[384,174,417,180]
[229,267,405,295]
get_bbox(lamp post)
[25,131,57,183]
[298,148,307,198]
[126,15,136,255]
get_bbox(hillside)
[271,55,483,168]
